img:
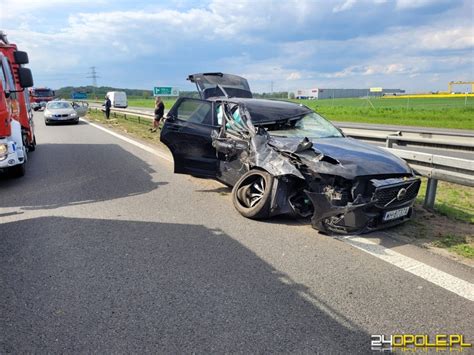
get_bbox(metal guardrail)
[384,148,474,208]
[90,107,473,209]
[341,127,474,152]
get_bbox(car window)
[0,59,7,92]
[47,102,72,109]
[265,112,343,139]
[1,56,17,99]
[176,99,212,125]
[0,60,8,91]
[216,104,244,127]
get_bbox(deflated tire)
[232,169,274,219]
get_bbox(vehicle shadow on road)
[43,121,89,126]
[0,144,165,210]
[0,216,370,353]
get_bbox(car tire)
[29,135,36,152]
[9,146,27,178]
[232,169,274,219]
[10,162,26,178]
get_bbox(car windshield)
[263,112,343,139]
[33,90,53,97]
[47,102,71,109]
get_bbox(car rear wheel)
[232,169,274,219]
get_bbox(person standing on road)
[103,95,112,120]
[150,96,165,132]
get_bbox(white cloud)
[396,0,445,9]
[287,72,302,80]
[416,28,474,50]
[329,63,415,78]
[1,0,471,91]
[333,0,357,13]
[0,0,102,21]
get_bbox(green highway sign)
[153,86,179,96]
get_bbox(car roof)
[209,97,313,123]
[47,100,70,105]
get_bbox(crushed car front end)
[214,100,421,235]
[303,174,420,234]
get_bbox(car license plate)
[383,207,410,221]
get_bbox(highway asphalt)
[0,112,472,353]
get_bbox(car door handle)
[165,122,182,131]
[167,126,181,132]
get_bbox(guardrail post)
[386,136,393,148]
[424,178,438,209]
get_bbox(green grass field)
[127,98,176,109]
[298,97,474,130]
[126,96,474,130]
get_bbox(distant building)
[294,88,405,99]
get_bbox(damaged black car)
[160,73,421,234]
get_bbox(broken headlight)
[323,185,350,206]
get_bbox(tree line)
[54,85,290,100]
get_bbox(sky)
[1,0,473,93]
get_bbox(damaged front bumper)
[305,177,421,234]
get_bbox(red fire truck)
[0,31,35,177]
[29,86,55,110]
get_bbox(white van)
[106,91,128,108]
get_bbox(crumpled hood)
[267,136,412,179]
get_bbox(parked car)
[44,100,86,125]
[160,73,420,234]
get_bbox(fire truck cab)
[0,31,34,177]
[29,87,55,111]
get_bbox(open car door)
[160,98,219,177]
[187,72,253,99]
[72,101,89,117]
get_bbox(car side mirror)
[18,67,33,88]
[212,139,234,155]
[14,51,29,64]
[212,138,247,157]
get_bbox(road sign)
[370,87,383,92]
[153,87,179,96]
[72,92,87,99]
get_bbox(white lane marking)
[82,118,474,302]
[80,118,173,163]
[338,235,474,302]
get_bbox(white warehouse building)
[294,88,405,99]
